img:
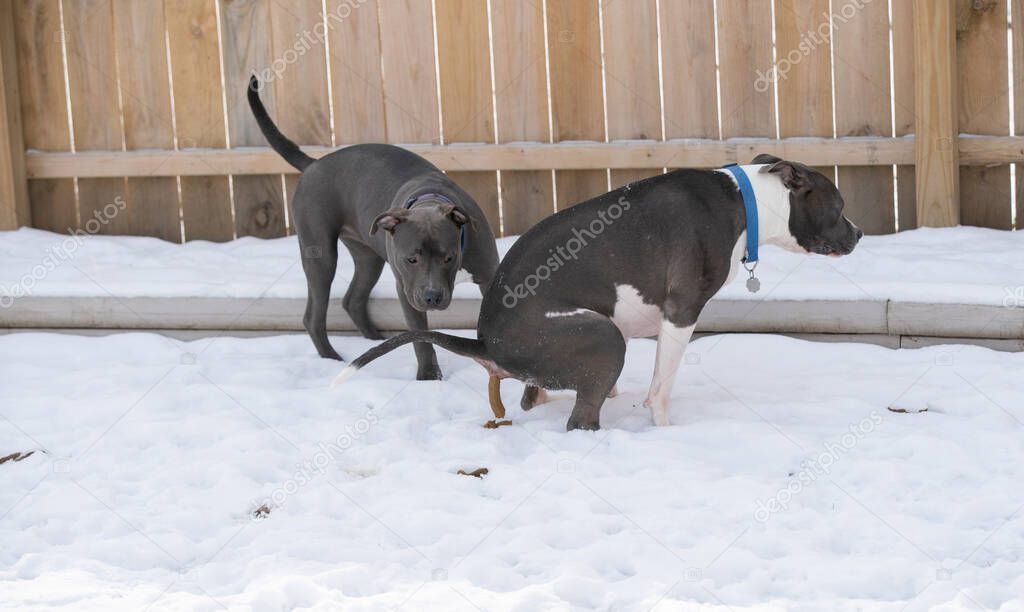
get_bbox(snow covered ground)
[3,331,1024,610]
[1,226,1023,306]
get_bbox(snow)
[1,226,1022,306]
[3,331,1024,610]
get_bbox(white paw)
[644,398,671,426]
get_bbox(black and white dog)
[334,156,861,430]
[248,76,498,379]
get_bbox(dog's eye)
[444,255,453,264]
[406,256,418,264]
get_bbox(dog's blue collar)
[721,164,758,265]
[404,193,466,253]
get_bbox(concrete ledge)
[698,299,888,334]
[888,302,1024,339]
[1,296,1021,351]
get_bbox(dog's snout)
[855,227,864,240]
[422,288,444,307]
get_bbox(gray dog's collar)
[403,193,465,252]
[403,192,455,209]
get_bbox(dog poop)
[483,420,513,429]
[457,467,489,478]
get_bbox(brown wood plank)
[716,0,775,138]
[833,0,896,234]
[112,0,181,241]
[547,0,606,209]
[436,0,499,232]
[219,0,286,239]
[63,0,126,238]
[892,0,917,230]
[13,0,75,231]
[1014,0,1024,229]
[775,0,833,185]
[268,0,332,235]
[660,0,719,144]
[491,0,553,235]
[378,0,440,144]
[914,0,959,227]
[166,0,233,242]
[957,0,1011,229]
[602,0,661,187]
[326,0,386,143]
[0,0,30,229]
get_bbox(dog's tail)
[331,331,489,388]
[247,75,315,172]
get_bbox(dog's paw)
[644,398,671,426]
[566,416,600,431]
[416,367,443,381]
[360,327,385,341]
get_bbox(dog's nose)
[855,228,864,240]
[422,289,444,307]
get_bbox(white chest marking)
[610,284,663,339]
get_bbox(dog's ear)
[750,153,782,165]
[439,203,474,230]
[370,209,407,235]
[760,160,811,192]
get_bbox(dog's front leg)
[645,320,695,426]
[396,287,442,380]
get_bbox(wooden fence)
[0,0,1021,243]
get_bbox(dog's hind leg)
[526,313,625,431]
[300,232,342,360]
[340,238,385,340]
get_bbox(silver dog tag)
[746,273,760,293]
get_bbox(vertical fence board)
[602,0,661,188]
[492,0,553,235]
[892,0,917,230]
[326,0,386,143]
[716,0,775,138]
[0,0,30,230]
[167,0,233,242]
[660,0,719,145]
[775,0,833,188]
[379,0,440,144]
[914,0,959,227]
[547,0,606,208]
[436,0,499,232]
[268,1,331,232]
[220,0,286,239]
[13,0,75,232]
[957,0,1012,229]
[112,0,181,242]
[64,0,126,237]
[833,0,896,234]
[1014,0,1024,229]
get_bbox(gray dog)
[248,76,498,379]
[335,156,861,430]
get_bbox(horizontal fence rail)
[1,0,1022,241]
[21,135,1024,178]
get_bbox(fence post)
[0,0,30,230]
[913,0,959,227]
